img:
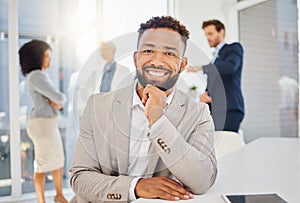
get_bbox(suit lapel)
[165,89,186,128]
[146,89,186,175]
[215,43,227,63]
[112,83,134,175]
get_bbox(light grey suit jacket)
[70,82,217,203]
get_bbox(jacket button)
[113,194,117,199]
[107,194,112,199]
[165,148,171,153]
[157,138,163,144]
[117,194,122,199]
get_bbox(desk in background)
[134,137,300,203]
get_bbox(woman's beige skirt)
[27,116,64,173]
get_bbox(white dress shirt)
[211,41,225,63]
[128,83,174,201]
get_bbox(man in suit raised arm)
[187,19,245,133]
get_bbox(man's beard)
[136,65,180,91]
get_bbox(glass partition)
[0,0,11,197]
[239,0,299,141]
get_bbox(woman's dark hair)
[137,16,190,54]
[19,39,51,76]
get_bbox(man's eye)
[143,50,153,53]
[166,51,176,56]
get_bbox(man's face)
[203,25,224,48]
[101,47,115,63]
[134,28,187,91]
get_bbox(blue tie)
[99,62,116,92]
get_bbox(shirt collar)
[106,60,114,66]
[215,41,226,52]
[132,81,175,109]
[104,60,115,71]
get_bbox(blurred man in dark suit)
[187,19,244,133]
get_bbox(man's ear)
[133,51,137,67]
[220,29,225,38]
[179,57,188,73]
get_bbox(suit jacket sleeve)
[203,43,243,76]
[70,96,134,202]
[148,102,217,194]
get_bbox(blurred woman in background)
[19,40,68,203]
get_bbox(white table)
[134,137,300,203]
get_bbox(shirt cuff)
[169,174,183,186]
[128,177,141,202]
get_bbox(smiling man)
[70,16,217,203]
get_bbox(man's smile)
[143,66,172,80]
[145,68,171,79]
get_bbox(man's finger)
[159,185,190,200]
[141,85,153,103]
[144,84,164,93]
[155,190,181,201]
[162,179,190,196]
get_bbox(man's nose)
[150,59,165,67]
[150,52,165,67]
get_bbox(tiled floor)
[0,174,72,202]
[0,188,74,203]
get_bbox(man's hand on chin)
[142,84,166,126]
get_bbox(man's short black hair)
[137,16,190,54]
[202,19,225,33]
[19,39,51,76]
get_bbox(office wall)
[175,0,237,97]
[177,0,236,54]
